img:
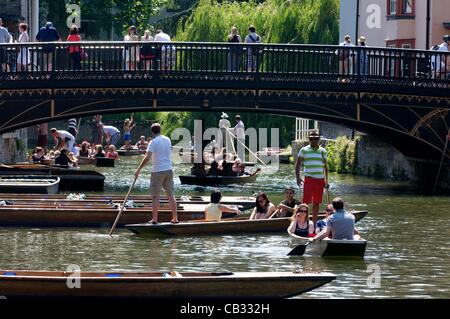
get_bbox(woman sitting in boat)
[232,158,245,176]
[30,146,45,163]
[287,204,315,238]
[207,148,220,176]
[204,190,241,222]
[78,141,90,157]
[94,145,105,158]
[249,192,276,219]
[135,135,149,151]
[106,145,119,160]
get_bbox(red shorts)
[302,177,325,205]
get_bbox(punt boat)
[0,203,238,227]
[179,169,260,186]
[288,232,367,257]
[125,211,368,236]
[0,175,60,194]
[0,270,336,298]
[0,164,105,191]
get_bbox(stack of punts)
[0,270,336,298]
[125,211,368,236]
[0,164,105,191]
[0,194,257,210]
[0,175,60,194]
[288,232,367,258]
[179,169,260,186]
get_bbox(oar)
[109,175,138,236]
[287,241,312,256]
[321,151,330,204]
[225,128,268,167]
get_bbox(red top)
[67,34,81,53]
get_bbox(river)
[0,157,449,298]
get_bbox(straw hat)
[221,112,229,119]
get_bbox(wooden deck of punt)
[0,204,238,227]
[289,232,367,257]
[179,171,259,186]
[117,149,145,156]
[125,211,368,236]
[0,176,60,194]
[0,194,257,210]
[0,270,336,298]
[0,164,105,191]
[76,157,95,165]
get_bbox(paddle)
[287,241,312,256]
[321,151,330,204]
[109,175,138,236]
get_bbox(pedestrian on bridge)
[295,130,329,225]
[336,35,355,79]
[227,26,242,72]
[124,26,140,71]
[244,25,261,72]
[36,22,60,72]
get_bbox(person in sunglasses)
[295,130,329,225]
[249,192,276,219]
[315,204,334,234]
[287,204,315,238]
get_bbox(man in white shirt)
[135,123,178,224]
[103,125,121,146]
[336,35,355,77]
[432,35,450,79]
[50,128,76,153]
[154,29,174,70]
[218,112,233,153]
[234,115,245,161]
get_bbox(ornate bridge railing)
[0,41,449,95]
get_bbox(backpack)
[430,45,439,51]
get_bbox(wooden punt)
[0,164,105,191]
[125,211,368,236]
[0,194,257,211]
[117,148,145,156]
[0,270,336,298]
[77,157,95,165]
[0,175,60,194]
[288,232,367,257]
[0,203,238,227]
[179,170,260,186]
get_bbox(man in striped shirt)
[295,130,329,224]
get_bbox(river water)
[1,157,449,298]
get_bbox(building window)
[387,0,415,17]
[402,0,413,13]
[389,0,397,15]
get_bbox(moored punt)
[125,211,368,236]
[117,148,145,156]
[0,194,257,211]
[288,232,367,257]
[0,175,60,194]
[0,204,238,227]
[0,164,105,191]
[0,270,336,298]
[77,156,96,165]
[179,170,260,186]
